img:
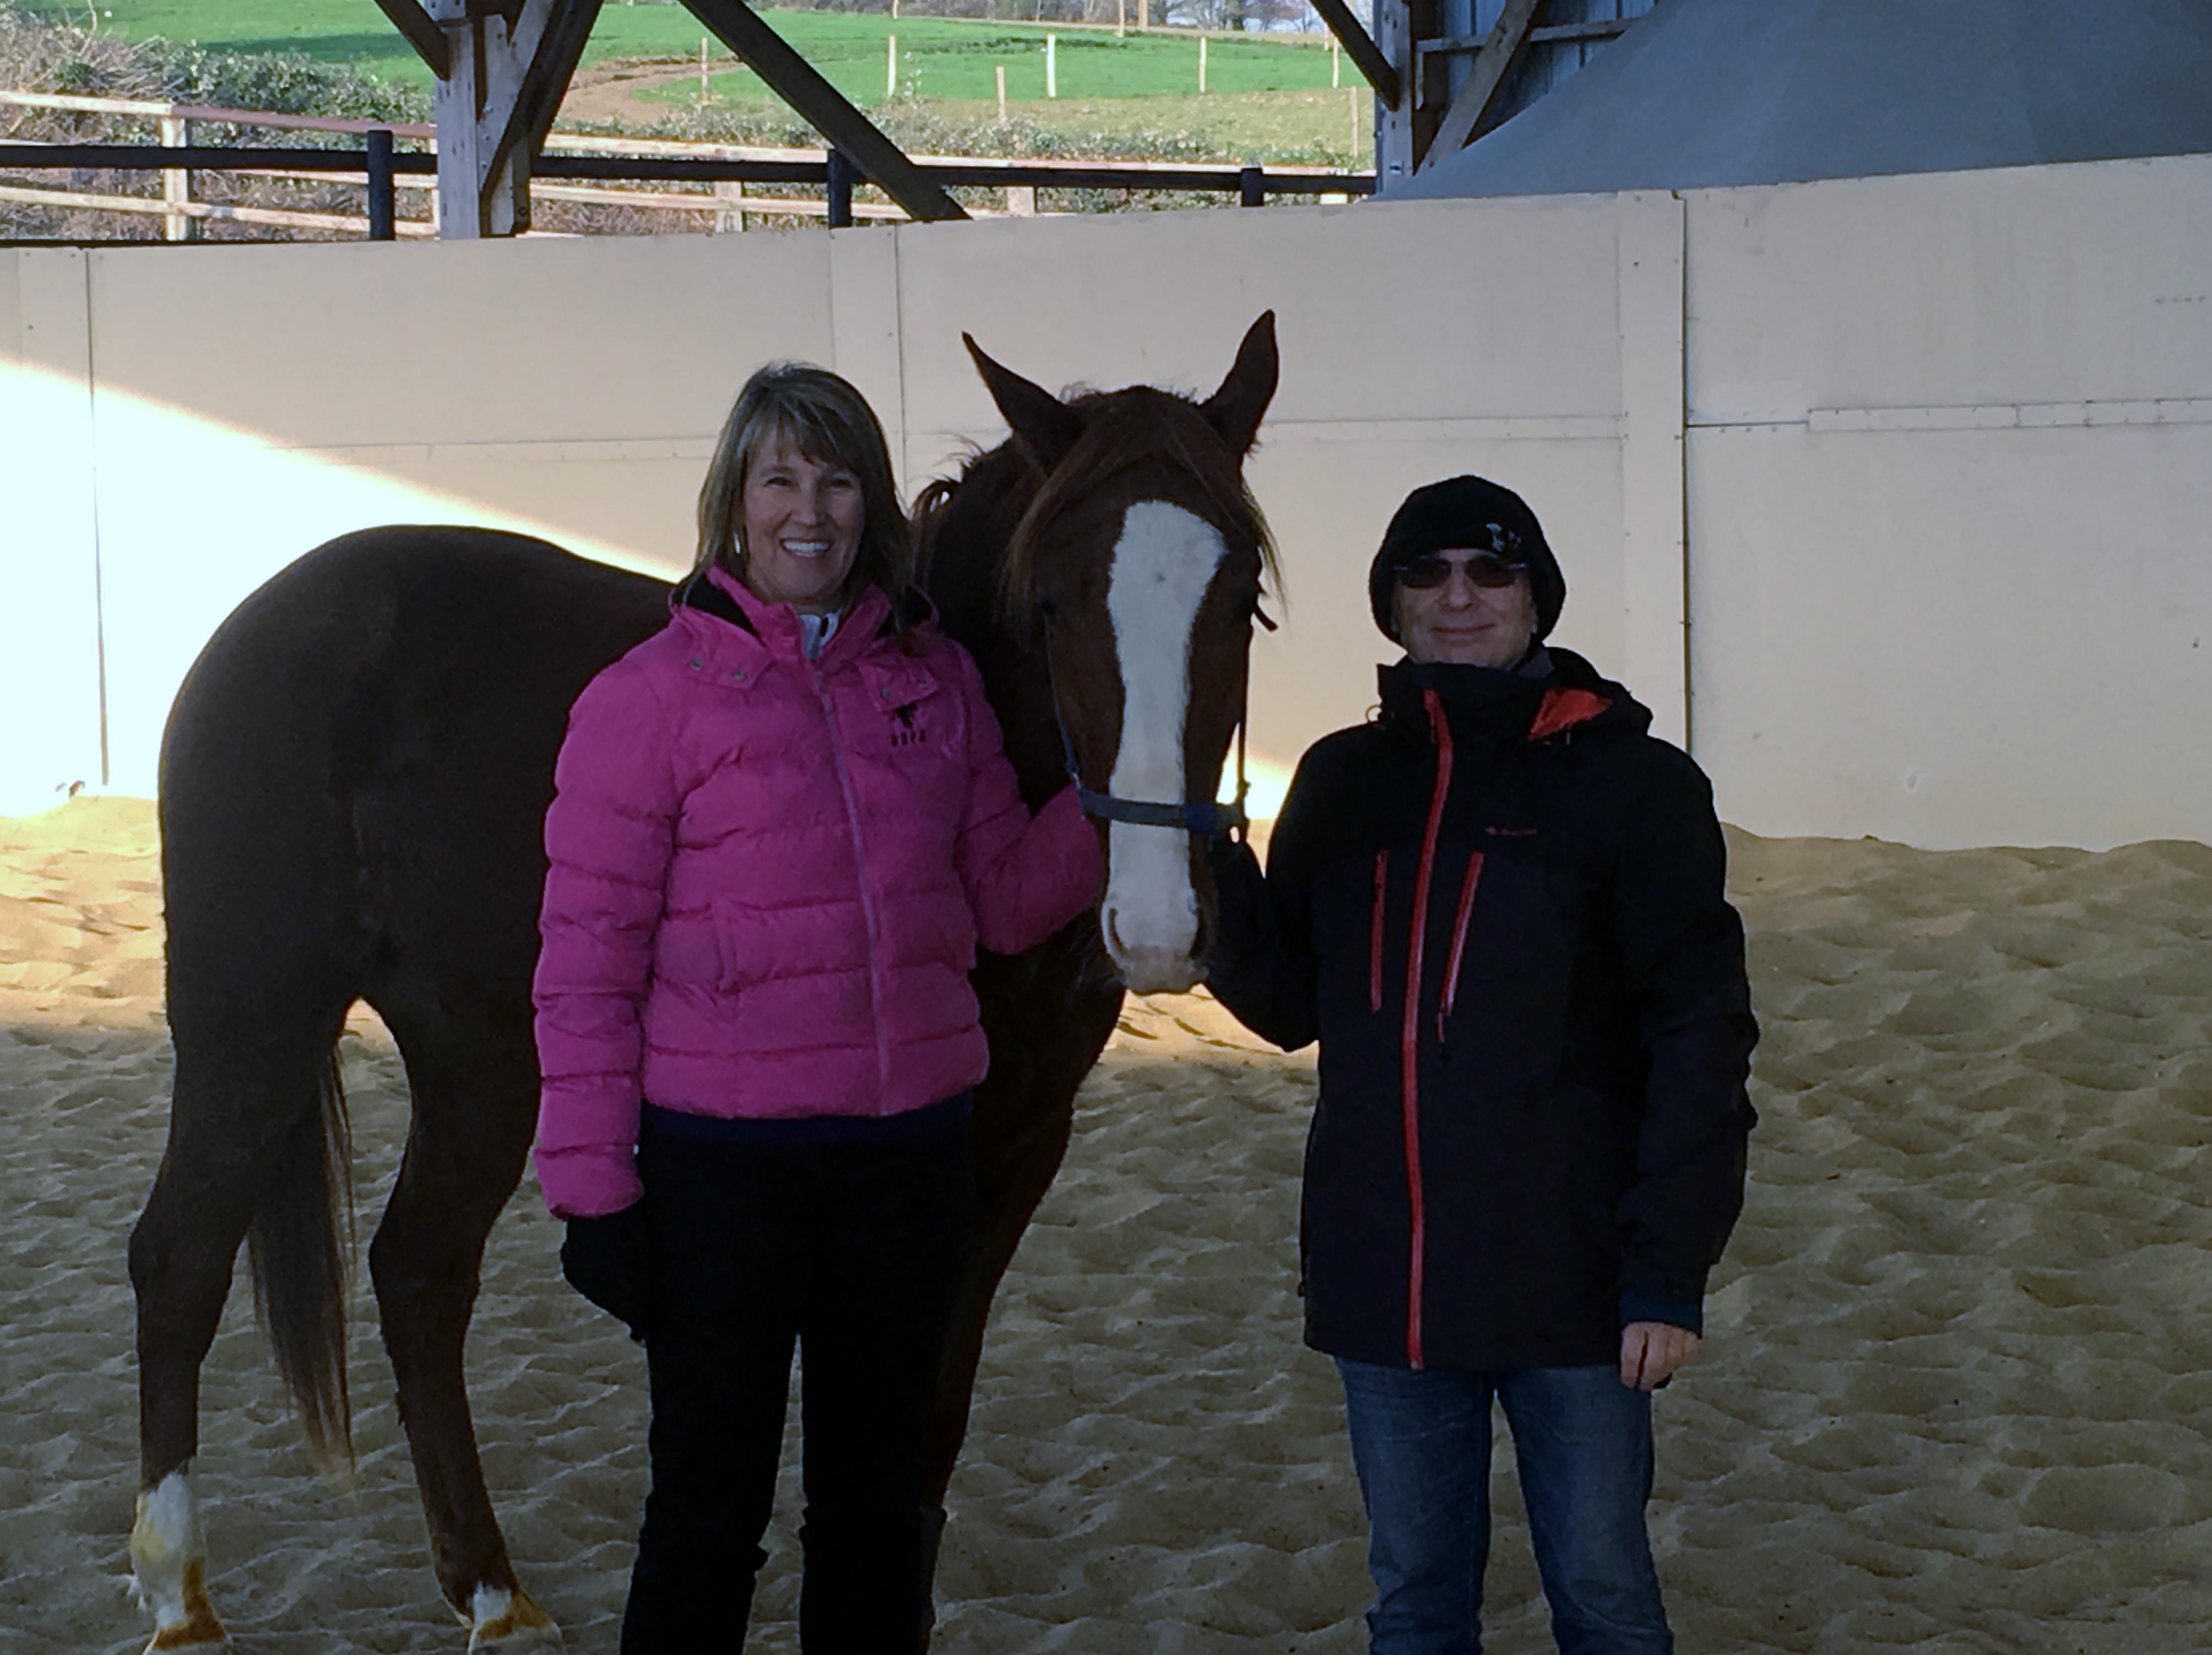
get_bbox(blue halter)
[1043,614,1253,842]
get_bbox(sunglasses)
[1396,551,1525,591]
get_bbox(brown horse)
[126,315,1278,1651]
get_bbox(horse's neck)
[923,458,1066,809]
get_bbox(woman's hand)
[1619,1321,1700,1390]
[560,1202,657,1342]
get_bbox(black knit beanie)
[1368,475,1565,643]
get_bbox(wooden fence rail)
[0,88,1370,239]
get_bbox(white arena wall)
[2,150,2207,848]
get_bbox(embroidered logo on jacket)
[890,701,928,747]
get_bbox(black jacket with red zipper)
[1207,648,1757,1373]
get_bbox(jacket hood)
[1379,646,1649,745]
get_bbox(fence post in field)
[1046,35,1058,99]
[365,127,397,240]
[996,63,1009,123]
[887,35,898,99]
[1198,35,1208,93]
[159,112,193,242]
[1116,0,1126,37]
[1331,38,1341,87]
[714,177,747,232]
[700,37,710,101]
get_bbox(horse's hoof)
[467,1586,562,1651]
[145,1603,230,1653]
[132,1474,230,1650]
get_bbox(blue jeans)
[1336,1359,1671,1655]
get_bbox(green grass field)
[22,1,1343,101]
[11,1,1369,162]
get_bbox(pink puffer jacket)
[532,565,1102,1218]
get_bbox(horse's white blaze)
[1103,500,1226,993]
[131,1468,225,1647]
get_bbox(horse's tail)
[246,1045,356,1469]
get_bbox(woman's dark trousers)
[620,1110,973,1654]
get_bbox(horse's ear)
[1200,310,1278,458]
[965,333,1084,476]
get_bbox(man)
[1207,475,1758,1653]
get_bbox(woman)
[530,363,1102,1652]
[1206,475,1758,1654]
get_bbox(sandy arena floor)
[2,797,2208,1652]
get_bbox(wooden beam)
[1307,0,1400,109]
[1374,0,1438,181]
[370,0,452,79]
[1531,17,1630,44]
[679,0,968,223]
[1418,17,1629,60]
[1419,0,1541,167]
[486,0,604,207]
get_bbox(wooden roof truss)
[1309,0,1639,182]
[373,0,967,236]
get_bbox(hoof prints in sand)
[2,800,2209,1651]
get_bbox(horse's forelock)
[995,389,1276,623]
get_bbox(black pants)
[621,1105,973,1654]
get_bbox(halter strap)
[1044,617,1250,842]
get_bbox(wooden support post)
[429,0,603,237]
[1046,35,1057,99]
[158,113,193,242]
[1138,0,1148,29]
[1371,0,1436,183]
[996,63,1008,123]
[1004,183,1036,215]
[680,0,967,221]
[887,34,897,100]
[1420,0,1541,167]
[1198,34,1207,93]
[826,148,856,228]
[1116,0,1125,38]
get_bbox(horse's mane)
[1002,387,1278,619]
[914,388,1278,625]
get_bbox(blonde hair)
[692,363,913,617]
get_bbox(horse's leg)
[367,996,557,1651]
[915,944,1124,1640]
[128,1016,349,1652]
